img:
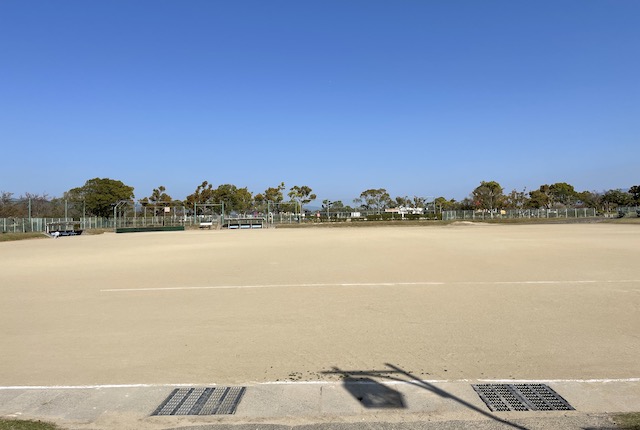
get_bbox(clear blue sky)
[1,0,638,204]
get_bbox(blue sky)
[1,1,638,204]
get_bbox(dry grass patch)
[0,419,60,430]
[615,412,640,429]
[0,232,47,242]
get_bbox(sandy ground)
[1,223,639,387]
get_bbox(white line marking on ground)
[2,378,639,390]
[475,378,640,384]
[100,279,640,293]
[263,378,640,385]
[100,282,445,292]
[0,384,199,390]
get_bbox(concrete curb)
[1,379,638,429]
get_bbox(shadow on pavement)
[339,373,406,408]
[323,363,528,430]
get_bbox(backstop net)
[114,200,188,231]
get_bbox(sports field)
[1,224,639,387]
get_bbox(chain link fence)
[5,207,617,233]
[442,208,597,221]
[616,206,640,217]
[1,217,113,233]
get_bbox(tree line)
[1,178,639,218]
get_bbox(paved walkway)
[1,379,638,429]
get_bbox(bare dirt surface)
[1,224,639,387]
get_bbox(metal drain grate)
[472,384,573,412]
[152,386,246,416]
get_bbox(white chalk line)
[2,378,639,390]
[100,279,640,293]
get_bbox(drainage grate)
[472,384,573,412]
[152,386,246,416]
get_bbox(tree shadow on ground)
[323,363,528,430]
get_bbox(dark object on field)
[46,221,83,237]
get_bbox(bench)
[199,222,214,229]
[225,217,265,229]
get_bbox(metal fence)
[4,207,615,232]
[0,217,113,233]
[617,206,640,217]
[1,213,304,233]
[442,208,597,221]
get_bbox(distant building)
[384,206,424,215]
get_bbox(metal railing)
[0,217,113,233]
[441,208,597,221]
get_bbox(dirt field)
[1,224,639,387]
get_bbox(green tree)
[139,186,174,216]
[185,181,215,207]
[504,188,528,209]
[393,195,412,208]
[0,191,18,217]
[576,190,600,208]
[354,188,392,211]
[412,196,427,208]
[66,178,135,217]
[330,200,350,211]
[288,185,317,209]
[527,185,553,209]
[629,185,640,204]
[323,200,354,213]
[140,185,172,206]
[458,197,475,210]
[434,196,457,211]
[320,199,335,219]
[601,189,633,212]
[471,181,504,213]
[211,184,254,213]
[549,182,578,206]
[262,182,286,203]
[234,187,254,214]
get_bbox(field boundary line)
[2,378,639,390]
[100,279,640,293]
